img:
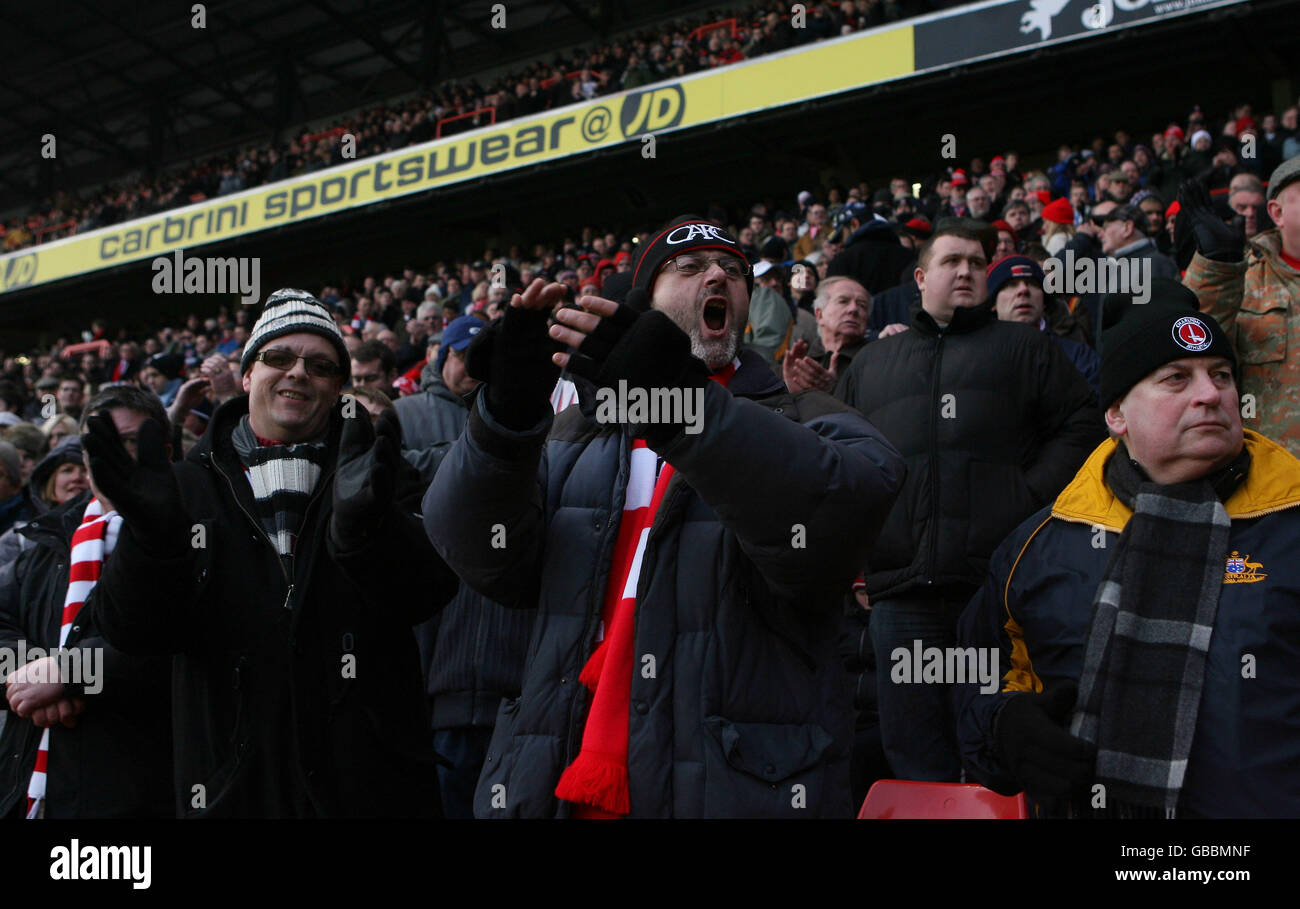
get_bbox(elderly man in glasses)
[424,215,905,817]
[82,288,457,817]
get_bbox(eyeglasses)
[255,349,345,378]
[663,255,751,278]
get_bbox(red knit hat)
[1041,197,1075,225]
[902,217,933,239]
[1166,200,1181,219]
[951,169,970,187]
[992,219,1015,235]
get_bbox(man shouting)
[424,215,905,818]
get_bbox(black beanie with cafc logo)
[241,288,350,375]
[1099,283,1236,411]
[630,215,754,310]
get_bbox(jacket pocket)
[474,697,523,818]
[701,716,836,818]
[181,656,251,818]
[1235,301,1286,365]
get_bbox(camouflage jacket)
[1186,229,1300,456]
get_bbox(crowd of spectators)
[2,84,1299,819]
[1,99,1289,463]
[1,0,946,252]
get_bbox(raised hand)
[1178,180,1244,263]
[332,407,401,550]
[466,278,567,430]
[167,376,211,424]
[200,353,239,402]
[550,288,708,396]
[82,415,189,552]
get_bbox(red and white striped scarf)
[555,359,737,817]
[26,497,120,819]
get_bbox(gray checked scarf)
[1068,442,1249,818]
[231,416,330,575]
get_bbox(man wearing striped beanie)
[84,288,458,817]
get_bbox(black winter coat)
[827,222,916,296]
[90,396,456,817]
[395,373,535,730]
[0,491,172,818]
[835,299,1104,601]
[425,349,906,818]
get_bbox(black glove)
[331,408,400,550]
[564,290,711,445]
[565,289,710,392]
[993,683,1095,799]
[466,305,562,432]
[1178,180,1244,263]
[82,414,190,554]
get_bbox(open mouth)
[703,298,728,331]
[278,389,309,401]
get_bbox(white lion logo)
[1021,0,1115,40]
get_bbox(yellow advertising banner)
[0,25,913,296]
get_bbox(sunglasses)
[255,349,345,379]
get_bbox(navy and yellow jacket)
[956,430,1300,818]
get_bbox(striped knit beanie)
[240,288,349,375]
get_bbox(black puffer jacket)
[425,349,905,818]
[836,299,1103,600]
[90,396,457,817]
[0,491,172,818]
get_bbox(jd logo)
[620,84,685,137]
[1,252,37,291]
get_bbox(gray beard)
[654,298,743,371]
[686,323,741,371]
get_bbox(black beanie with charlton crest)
[1099,280,1236,411]
[629,214,753,311]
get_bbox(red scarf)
[27,497,119,818]
[555,361,736,817]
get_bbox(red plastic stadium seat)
[857,781,1029,819]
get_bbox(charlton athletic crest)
[1173,316,1212,352]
